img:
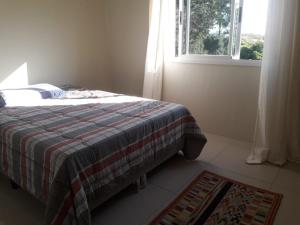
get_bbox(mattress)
[0,90,206,225]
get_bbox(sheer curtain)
[143,0,167,100]
[247,0,300,165]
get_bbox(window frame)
[167,0,262,67]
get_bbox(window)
[174,0,269,62]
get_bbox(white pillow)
[0,89,43,107]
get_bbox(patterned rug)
[150,171,282,225]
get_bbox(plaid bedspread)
[0,90,206,225]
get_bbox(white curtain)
[143,0,167,100]
[247,0,300,165]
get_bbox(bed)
[0,88,207,225]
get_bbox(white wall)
[0,0,111,90]
[104,0,149,96]
[163,62,260,141]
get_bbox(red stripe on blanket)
[52,180,81,225]
[20,130,45,189]
[1,141,8,175]
[1,124,19,175]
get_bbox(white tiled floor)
[1,133,300,225]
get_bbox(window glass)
[240,0,269,60]
[189,0,232,55]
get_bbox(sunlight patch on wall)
[0,63,29,89]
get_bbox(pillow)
[0,89,43,107]
[28,84,65,99]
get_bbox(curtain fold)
[143,0,166,100]
[247,0,300,165]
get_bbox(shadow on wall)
[0,63,29,89]
[0,0,112,91]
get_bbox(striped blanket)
[0,90,206,225]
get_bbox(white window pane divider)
[232,0,244,59]
[229,0,236,55]
[178,0,183,56]
[186,0,191,55]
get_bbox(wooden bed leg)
[10,180,20,190]
[134,174,147,193]
[140,174,147,189]
[135,178,141,193]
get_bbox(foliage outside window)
[175,0,268,61]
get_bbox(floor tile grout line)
[203,136,232,163]
[148,182,178,195]
[269,166,282,189]
[204,145,228,163]
[139,190,179,225]
[148,176,199,196]
[209,144,250,165]
[197,162,275,187]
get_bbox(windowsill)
[168,56,262,67]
